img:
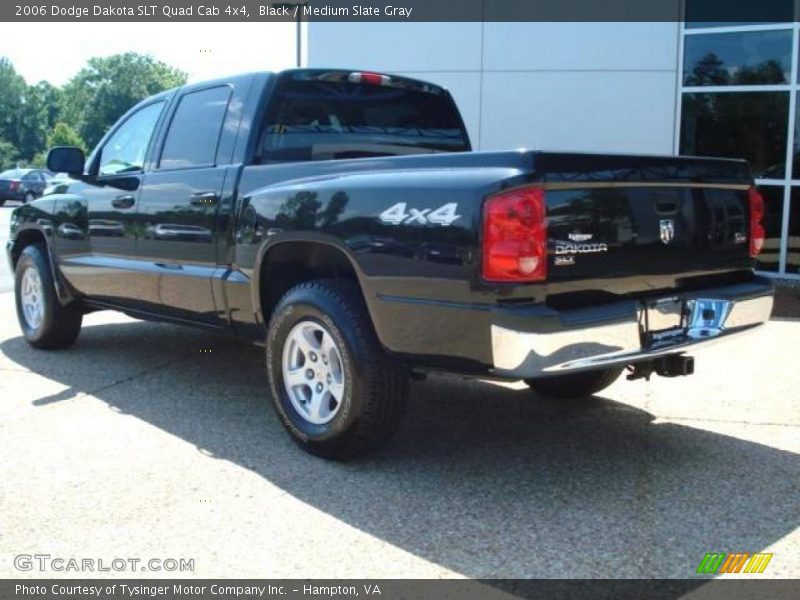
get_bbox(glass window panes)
[756,186,784,273]
[160,86,231,170]
[787,189,800,274]
[680,92,788,179]
[685,0,793,28]
[683,30,791,86]
[98,102,164,176]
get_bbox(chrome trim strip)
[543,181,750,191]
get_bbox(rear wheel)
[525,367,623,399]
[266,279,407,459]
[0,199,6,207]
[14,244,82,349]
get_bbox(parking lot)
[0,202,799,580]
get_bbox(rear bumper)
[490,277,774,378]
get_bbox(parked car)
[7,69,774,459]
[0,168,51,206]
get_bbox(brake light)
[9,180,19,191]
[482,186,547,282]
[749,186,765,258]
[348,71,391,86]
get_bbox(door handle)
[190,191,219,206]
[112,195,136,209]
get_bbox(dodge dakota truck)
[7,69,774,459]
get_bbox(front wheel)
[15,244,83,349]
[525,367,623,399]
[266,279,407,459]
[23,192,34,204]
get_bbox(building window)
[679,8,799,277]
[683,30,792,86]
[680,92,789,178]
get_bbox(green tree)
[47,122,86,150]
[32,123,87,167]
[61,52,186,150]
[0,58,26,154]
[0,138,20,170]
[16,86,50,162]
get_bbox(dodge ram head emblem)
[660,219,675,245]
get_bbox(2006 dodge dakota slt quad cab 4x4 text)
[8,69,774,458]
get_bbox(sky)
[0,22,298,85]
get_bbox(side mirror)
[47,146,85,177]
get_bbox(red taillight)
[749,185,765,258]
[9,180,19,191]
[482,186,547,282]
[348,71,391,86]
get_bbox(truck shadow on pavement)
[3,319,799,579]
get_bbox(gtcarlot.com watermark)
[14,554,194,573]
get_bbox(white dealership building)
[307,19,800,278]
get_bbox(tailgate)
[536,154,755,299]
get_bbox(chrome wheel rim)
[20,266,44,330]
[282,320,345,425]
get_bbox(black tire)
[14,244,82,349]
[266,279,407,460]
[525,367,623,399]
[23,192,34,204]
[0,199,6,207]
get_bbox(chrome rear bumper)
[490,278,774,378]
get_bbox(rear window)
[1,169,24,178]
[256,76,469,162]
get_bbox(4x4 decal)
[378,202,461,226]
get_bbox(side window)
[159,86,232,170]
[98,102,164,176]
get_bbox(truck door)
[56,100,166,305]
[135,84,234,324]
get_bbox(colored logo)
[696,552,773,574]
[660,219,675,245]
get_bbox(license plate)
[643,297,687,348]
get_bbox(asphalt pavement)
[0,215,798,580]
[0,291,798,580]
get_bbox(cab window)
[159,86,232,170]
[98,102,164,176]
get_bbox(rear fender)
[251,232,384,337]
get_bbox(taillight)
[482,186,547,282]
[9,180,19,191]
[749,185,765,258]
[348,71,391,86]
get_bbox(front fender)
[9,200,76,305]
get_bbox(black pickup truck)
[7,69,774,459]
